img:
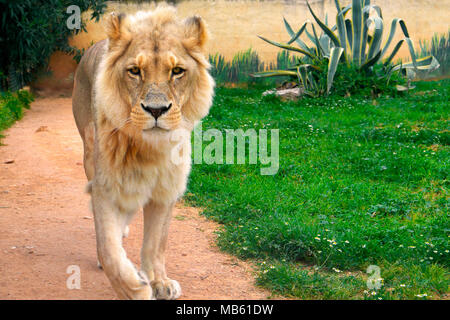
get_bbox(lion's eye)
[172,67,185,76]
[128,66,140,76]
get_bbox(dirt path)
[0,97,270,300]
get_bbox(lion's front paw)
[151,279,181,300]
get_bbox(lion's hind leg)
[82,122,95,182]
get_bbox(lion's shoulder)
[76,40,108,88]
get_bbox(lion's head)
[95,6,214,143]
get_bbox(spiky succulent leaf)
[351,0,363,66]
[366,16,384,60]
[252,70,298,78]
[327,47,344,94]
[380,18,409,60]
[257,36,316,59]
[306,0,340,47]
[283,18,311,52]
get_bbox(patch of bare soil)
[0,98,271,300]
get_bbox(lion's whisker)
[109,118,132,137]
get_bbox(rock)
[277,81,298,90]
[3,159,15,164]
[263,87,305,100]
[35,126,48,133]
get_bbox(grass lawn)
[185,79,449,300]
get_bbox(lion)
[72,6,214,300]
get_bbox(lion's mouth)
[143,126,169,132]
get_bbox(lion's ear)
[183,16,208,51]
[105,12,127,41]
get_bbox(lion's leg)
[96,210,135,269]
[82,123,95,181]
[141,200,181,300]
[92,190,152,300]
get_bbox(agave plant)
[253,0,440,96]
[419,30,450,77]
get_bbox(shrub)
[253,0,439,96]
[0,0,106,91]
[0,89,34,139]
[209,49,298,86]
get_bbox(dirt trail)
[0,98,270,300]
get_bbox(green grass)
[185,79,450,300]
[0,90,34,143]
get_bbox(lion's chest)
[107,158,191,212]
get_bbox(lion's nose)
[141,103,172,120]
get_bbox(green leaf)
[383,39,405,66]
[285,20,308,45]
[311,24,324,57]
[251,70,298,78]
[333,0,342,12]
[366,16,384,61]
[306,1,341,47]
[363,4,383,19]
[361,1,371,63]
[297,65,310,90]
[336,9,348,58]
[283,18,311,52]
[258,35,316,59]
[345,19,353,50]
[380,18,409,60]
[352,0,363,66]
[319,34,332,57]
[360,50,382,71]
[327,47,344,94]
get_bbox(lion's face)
[96,8,214,141]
